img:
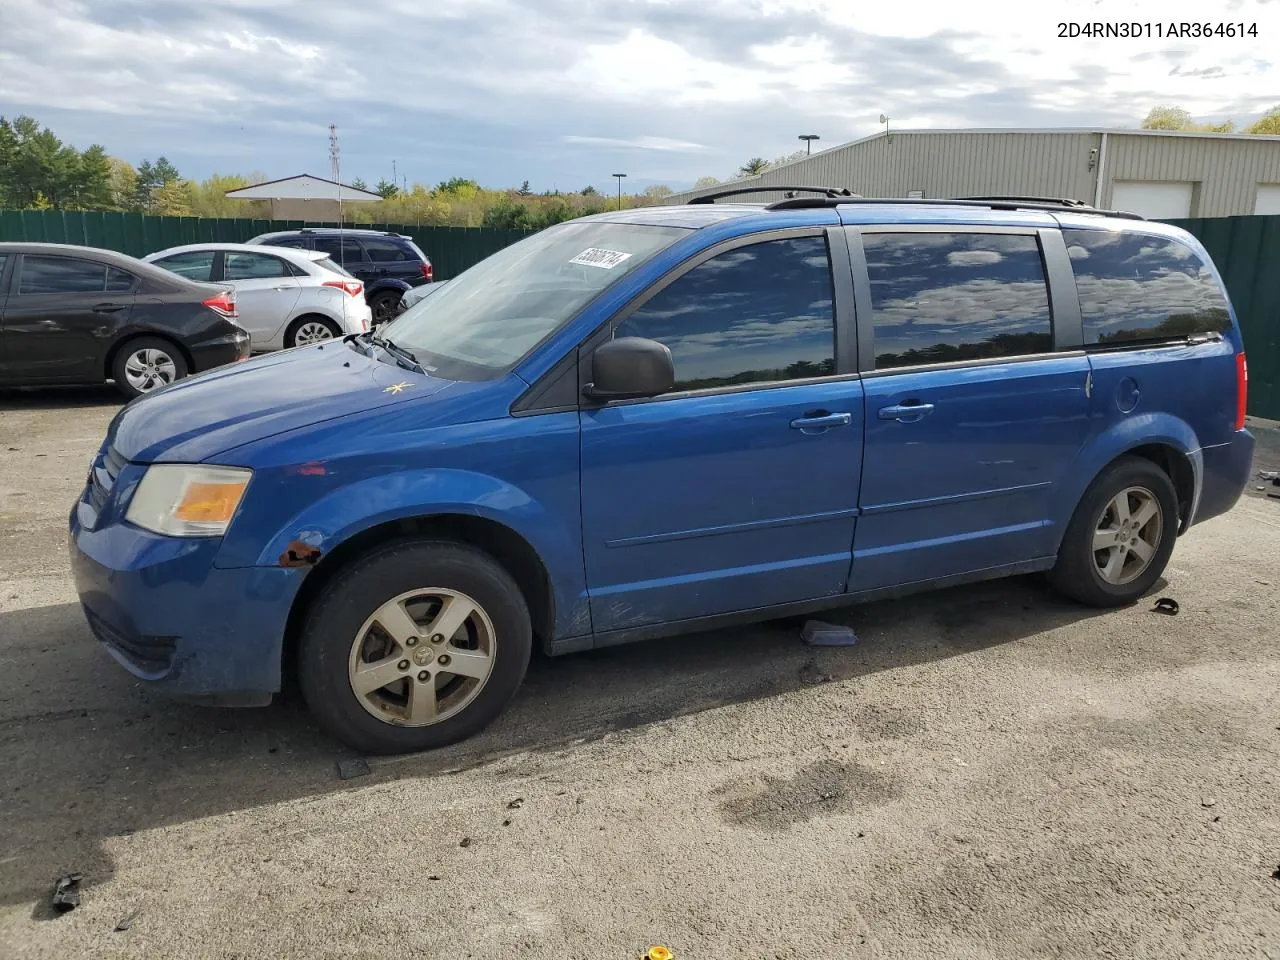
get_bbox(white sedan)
[143,243,373,351]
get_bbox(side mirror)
[584,336,675,401]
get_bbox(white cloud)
[563,135,708,152]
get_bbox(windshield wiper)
[369,333,426,374]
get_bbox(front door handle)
[790,411,853,433]
[92,303,125,313]
[877,402,935,421]
[272,285,292,292]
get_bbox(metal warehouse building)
[666,129,1280,219]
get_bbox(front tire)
[298,540,532,754]
[111,336,189,399]
[1049,456,1179,607]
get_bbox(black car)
[246,228,433,326]
[0,243,250,399]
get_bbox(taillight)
[323,279,363,297]
[420,261,433,282]
[1235,351,1248,430]
[203,292,237,318]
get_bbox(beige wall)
[267,198,344,221]
[667,131,1280,217]
[1102,135,1280,217]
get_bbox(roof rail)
[687,185,860,205]
[954,195,1092,208]
[764,196,1145,220]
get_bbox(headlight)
[125,464,252,537]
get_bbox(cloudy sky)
[1,0,1277,193]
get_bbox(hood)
[108,342,455,463]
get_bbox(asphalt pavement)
[2,387,1278,959]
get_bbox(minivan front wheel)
[1049,456,1178,607]
[298,540,532,754]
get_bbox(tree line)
[0,114,688,228]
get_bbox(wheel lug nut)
[437,654,451,666]
[406,637,418,646]
[430,634,444,644]
[417,670,429,681]
[397,659,410,670]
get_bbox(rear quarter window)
[1063,229,1231,345]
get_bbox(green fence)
[0,210,533,282]
[2,209,1279,418]
[1168,216,1280,421]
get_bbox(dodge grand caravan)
[69,190,1254,754]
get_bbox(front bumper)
[1192,429,1255,526]
[70,500,304,704]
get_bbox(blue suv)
[247,228,433,326]
[70,190,1254,754]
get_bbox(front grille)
[84,607,177,673]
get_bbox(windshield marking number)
[569,248,633,270]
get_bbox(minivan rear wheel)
[1049,456,1178,607]
[298,540,532,754]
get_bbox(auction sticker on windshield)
[569,248,633,269]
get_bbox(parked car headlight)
[125,464,252,537]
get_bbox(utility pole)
[612,172,627,211]
[329,123,345,252]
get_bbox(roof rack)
[763,195,1144,220]
[687,185,860,205]
[954,195,1092,207]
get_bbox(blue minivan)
[69,191,1254,753]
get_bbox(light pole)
[799,134,820,155]
[612,172,626,211]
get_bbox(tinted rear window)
[364,238,410,262]
[1063,230,1231,345]
[863,233,1053,369]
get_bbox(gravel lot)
[2,387,1279,960]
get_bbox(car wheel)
[111,337,189,399]
[1049,455,1179,607]
[298,540,533,755]
[369,291,402,326]
[286,316,341,348]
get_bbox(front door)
[2,254,135,382]
[312,237,371,284]
[221,250,303,347]
[850,228,1091,592]
[580,232,865,633]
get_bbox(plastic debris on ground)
[115,909,142,932]
[645,948,674,960]
[336,758,371,781]
[1152,597,1179,616]
[800,619,858,646]
[51,873,82,913]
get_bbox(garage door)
[1255,184,1280,215]
[1110,181,1194,219]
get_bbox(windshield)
[380,220,689,379]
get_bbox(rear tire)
[1049,456,1179,607]
[369,290,402,327]
[111,336,189,399]
[286,315,341,348]
[298,539,532,755]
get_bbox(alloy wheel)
[1092,486,1163,585]
[347,588,496,726]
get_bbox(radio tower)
[329,123,343,229]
